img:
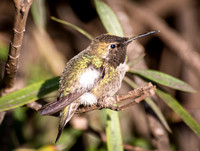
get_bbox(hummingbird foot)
[97,96,117,110]
[76,83,156,113]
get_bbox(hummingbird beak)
[124,30,160,44]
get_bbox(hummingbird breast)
[78,68,100,105]
[59,48,127,107]
[92,61,126,100]
[79,68,100,90]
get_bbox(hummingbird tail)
[55,102,80,143]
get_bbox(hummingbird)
[38,31,158,142]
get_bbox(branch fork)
[75,82,156,113]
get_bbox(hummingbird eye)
[110,44,116,49]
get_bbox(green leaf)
[129,69,196,93]
[94,0,124,150]
[51,16,93,41]
[145,97,171,133]
[57,128,82,150]
[123,76,171,133]
[0,77,59,112]
[156,89,200,138]
[105,110,123,151]
[94,0,123,37]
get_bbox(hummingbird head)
[89,34,130,68]
[89,31,158,67]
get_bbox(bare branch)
[32,83,155,114]
[0,0,33,94]
[0,0,34,125]
[75,83,156,114]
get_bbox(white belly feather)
[78,63,127,106]
[79,68,99,105]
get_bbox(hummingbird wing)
[38,54,105,115]
[38,66,104,115]
[38,91,85,116]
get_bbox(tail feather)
[55,102,80,143]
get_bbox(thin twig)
[30,83,155,115]
[0,0,34,125]
[75,83,156,113]
[0,0,33,94]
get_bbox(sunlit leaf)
[0,77,59,112]
[123,76,171,133]
[129,69,196,93]
[56,128,82,150]
[95,0,123,37]
[51,16,93,41]
[145,97,171,133]
[156,89,200,138]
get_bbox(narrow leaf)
[94,0,123,37]
[129,69,196,93]
[94,0,123,150]
[145,97,171,133]
[0,77,59,112]
[156,89,200,138]
[105,110,123,151]
[123,76,171,133]
[51,16,93,40]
